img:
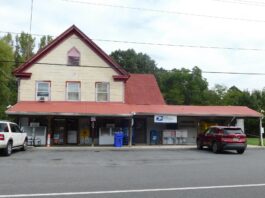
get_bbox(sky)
[1,0,265,91]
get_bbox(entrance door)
[134,118,146,144]
[53,119,66,145]
[67,119,78,144]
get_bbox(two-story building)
[6,25,262,146]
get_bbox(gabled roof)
[6,101,262,118]
[125,74,165,105]
[13,25,128,78]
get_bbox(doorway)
[52,119,66,145]
[134,118,147,144]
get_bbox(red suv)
[196,126,247,154]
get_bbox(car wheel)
[237,149,245,154]
[212,142,220,154]
[4,141,12,156]
[196,140,203,150]
[21,140,27,151]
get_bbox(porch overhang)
[6,101,262,118]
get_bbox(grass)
[247,137,265,146]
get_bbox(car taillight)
[0,134,4,141]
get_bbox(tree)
[110,49,158,74]
[14,32,35,65]
[38,35,53,51]
[0,39,15,119]
[160,67,209,105]
[1,33,13,47]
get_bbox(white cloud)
[1,0,265,90]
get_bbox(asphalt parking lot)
[0,147,265,198]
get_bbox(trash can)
[114,132,124,147]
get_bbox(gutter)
[6,111,133,117]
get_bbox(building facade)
[6,25,261,146]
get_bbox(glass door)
[53,119,66,145]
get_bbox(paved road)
[0,148,265,198]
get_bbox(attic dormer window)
[67,47,80,66]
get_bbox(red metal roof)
[13,25,128,78]
[6,101,262,118]
[125,74,165,105]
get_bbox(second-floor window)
[36,81,50,101]
[96,82,109,102]
[67,47,80,66]
[66,82,80,101]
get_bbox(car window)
[224,128,243,135]
[205,128,214,135]
[10,124,22,133]
[212,128,219,134]
[204,129,211,135]
[0,123,9,132]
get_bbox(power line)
[212,0,265,6]
[202,71,265,75]
[0,60,111,69]
[1,60,265,76]
[1,30,265,52]
[61,0,265,23]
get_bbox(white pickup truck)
[0,120,28,156]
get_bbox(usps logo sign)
[154,115,177,123]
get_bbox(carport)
[6,102,263,146]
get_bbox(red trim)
[14,25,128,77]
[113,75,129,81]
[14,72,32,78]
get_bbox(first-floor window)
[96,82,109,102]
[67,82,80,101]
[36,81,50,100]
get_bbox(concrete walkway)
[33,144,264,151]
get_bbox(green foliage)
[15,32,35,64]
[39,35,53,51]
[110,49,158,74]
[247,137,265,145]
[159,67,209,105]
[0,39,15,119]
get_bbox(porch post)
[91,120,95,147]
[47,116,52,147]
[128,117,134,147]
[259,117,264,146]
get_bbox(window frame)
[66,81,81,101]
[35,81,51,101]
[95,82,110,102]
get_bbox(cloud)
[1,0,265,90]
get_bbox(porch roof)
[6,101,262,118]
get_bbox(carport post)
[259,117,264,147]
[128,116,134,147]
